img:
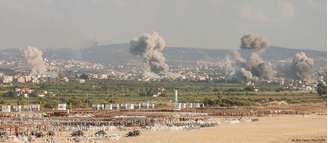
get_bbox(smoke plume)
[292,52,314,81]
[252,62,274,80]
[237,68,253,81]
[129,32,178,79]
[227,34,274,81]
[280,52,314,82]
[231,51,245,66]
[247,53,263,67]
[23,46,47,75]
[240,34,269,52]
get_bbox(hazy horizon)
[0,0,326,51]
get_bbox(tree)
[203,98,216,106]
[79,73,89,80]
[16,96,25,105]
[67,97,81,108]
[244,85,255,91]
[37,97,45,104]
[5,90,16,97]
[317,81,327,96]
[0,100,5,105]
[44,101,56,109]
[138,87,154,96]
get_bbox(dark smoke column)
[130,32,177,79]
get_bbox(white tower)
[174,89,178,103]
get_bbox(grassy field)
[0,79,325,109]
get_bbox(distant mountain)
[78,44,234,64]
[260,47,326,61]
[0,44,326,67]
[0,48,21,61]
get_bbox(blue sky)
[0,0,326,50]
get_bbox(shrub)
[71,130,84,137]
[317,82,327,96]
[203,98,216,106]
[126,130,141,137]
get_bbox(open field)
[119,115,326,143]
[28,114,326,143]
[0,102,325,143]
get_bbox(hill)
[0,44,326,67]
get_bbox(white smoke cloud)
[247,53,264,67]
[23,46,47,75]
[238,68,253,81]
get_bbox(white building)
[99,74,109,79]
[12,105,22,112]
[58,104,67,111]
[175,103,204,110]
[31,104,41,111]
[79,79,86,84]
[2,75,13,84]
[1,105,11,112]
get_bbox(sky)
[0,0,326,51]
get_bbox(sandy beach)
[119,115,326,143]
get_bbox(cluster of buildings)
[279,79,320,92]
[0,59,235,83]
[0,58,326,95]
[0,104,41,112]
[54,59,105,71]
[0,102,206,113]
[91,102,206,111]
[0,74,42,84]
[92,103,156,111]
[175,103,205,110]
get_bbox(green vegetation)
[317,82,327,96]
[126,130,141,137]
[0,79,325,109]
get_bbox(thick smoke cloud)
[226,34,273,82]
[279,52,314,82]
[240,34,269,52]
[247,53,274,79]
[252,62,274,80]
[129,32,178,80]
[237,68,253,81]
[245,52,263,70]
[23,46,47,75]
[292,52,314,81]
[231,51,245,66]
[227,34,315,82]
